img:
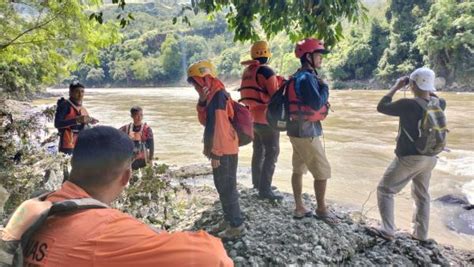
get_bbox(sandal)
[314,211,340,226]
[365,227,395,241]
[293,210,314,220]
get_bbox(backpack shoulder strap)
[281,76,293,96]
[127,123,133,135]
[20,198,108,250]
[140,123,147,134]
[403,97,440,142]
[414,97,430,110]
[65,99,81,114]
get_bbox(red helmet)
[295,38,329,58]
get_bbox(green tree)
[86,68,105,85]
[127,50,144,61]
[416,0,474,86]
[216,47,243,80]
[376,0,431,82]
[184,0,367,46]
[278,53,300,77]
[132,59,152,81]
[0,1,120,97]
[325,19,389,81]
[160,34,184,82]
[182,35,209,65]
[109,60,132,84]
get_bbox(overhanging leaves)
[176,0,368,47]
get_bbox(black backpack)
[0,197,108,267]
[266,80,291,131]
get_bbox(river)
[34,87,473,250]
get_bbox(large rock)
[0,185,9,214]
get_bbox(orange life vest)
[126,123,149,162]
[287,79,329,122]
[238,62,270,108]
[61,99,89,150]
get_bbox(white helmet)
[410,67,436,92]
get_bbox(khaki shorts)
[289,136,331,180]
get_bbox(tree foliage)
[1,1,471,93]
[376,0,431,81]
[326,19,389,81]
[183,0,367,46]
[415,0,474,85]
[0,1,121,97]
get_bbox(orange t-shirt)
[24,182,233,267]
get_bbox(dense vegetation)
[0,0,472,97]
[0,1,121,98]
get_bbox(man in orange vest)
[119,106,154,170]
[54,82,98,155]
[1,126,233,267]
[239,41,283,200]
[287,38,337,224]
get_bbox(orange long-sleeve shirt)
[196,79,239,159]
[22,182,233,267]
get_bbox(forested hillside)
[69,0,474,90]
[1,0,472,97]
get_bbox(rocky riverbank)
[184,187,473,266]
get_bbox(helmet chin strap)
[307,53,316,70]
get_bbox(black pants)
[251,123,280,195]
[132,159,147,170]
[212,154,244,227]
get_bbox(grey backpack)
[0,197,108,267]
[403,97,448,156]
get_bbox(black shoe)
[258,192,283,201]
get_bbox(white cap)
[410,67,436,92]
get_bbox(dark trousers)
[212,154,244,227]
[132,159,146,170]
[251,123,280,195]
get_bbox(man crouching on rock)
[187,60,246,239]
[0,126,233,267]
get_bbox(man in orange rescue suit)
[187,60,245,239]
[1,126,233,267]
[239,41,283,200]
[119,106,154,170]
[54,81,98,155]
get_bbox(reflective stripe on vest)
[61,100,89,149]
[238,63,270,106]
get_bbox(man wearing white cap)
[372,67,447,241]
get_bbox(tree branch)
[0,13,60,50]
[4,37,68,46]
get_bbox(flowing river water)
[34,88,473,250]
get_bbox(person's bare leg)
[314,179,327,214]
[292,173,308,212]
